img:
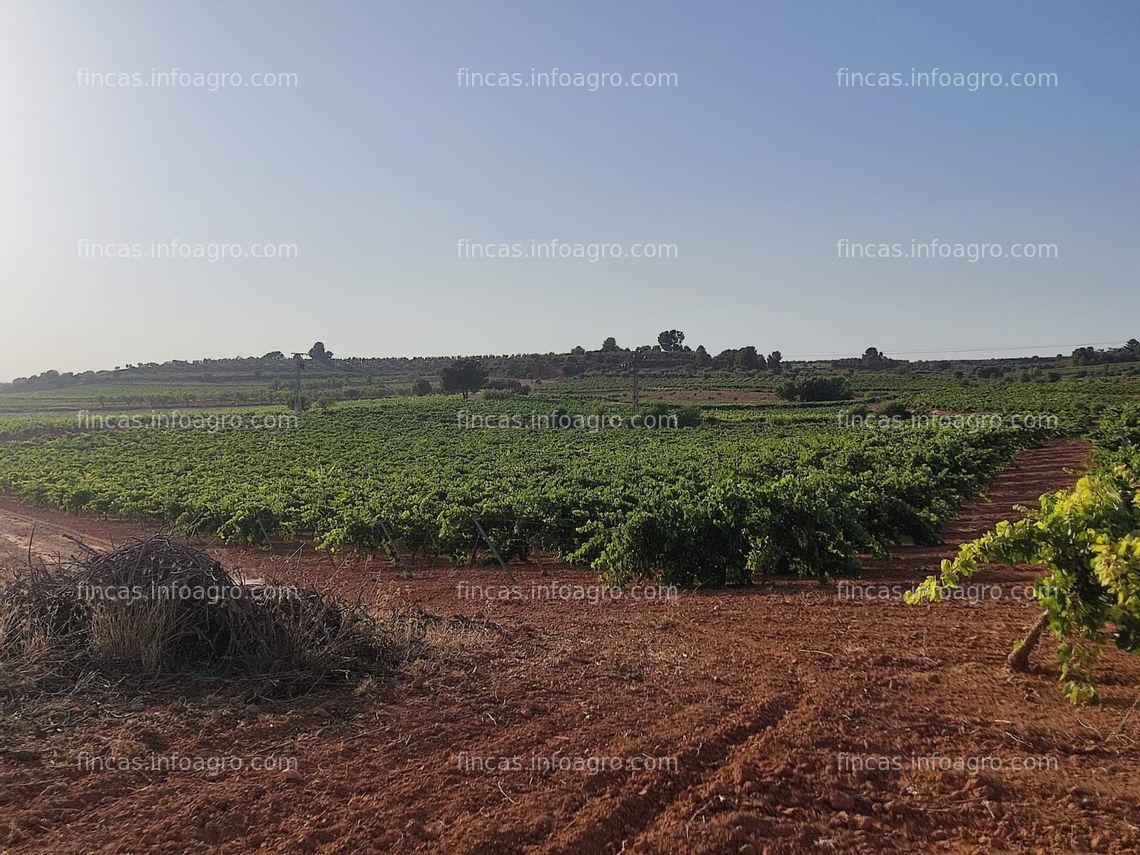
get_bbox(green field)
[6,368,1125,585]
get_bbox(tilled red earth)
[2,438,1139,854]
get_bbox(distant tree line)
[14,333,1133,397]
[1071,339,1140,366]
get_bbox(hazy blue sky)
[1,0,1137,380]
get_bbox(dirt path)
[3,438,1139,855]
[0,504,116,565]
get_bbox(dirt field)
[535,386,781,404]
[3,438,1139,854]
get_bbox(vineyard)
[4,379,1140,855]
[0,382,1090,586]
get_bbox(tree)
[861,347,885,369]
[571,345,586,355]
[1072,346,1096,366]
[694,345,712,368]
[736,346,760,369]
[767,350,782,372]
[262,351,285,360]
[412,379,432,396]
[601,337,620,352]
[657,329,686,352]
[712,349,737,369]
[1072,341,1140,366]
[441,359,489,400]
[308,341,334,362]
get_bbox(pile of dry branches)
[0,536,395,694]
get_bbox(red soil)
[2,438,1139,854]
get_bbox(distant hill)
[3,341,1136,413]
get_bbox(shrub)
[777,376,853,402]
[875,400,911,419]
[675,406,703,428]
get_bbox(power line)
[781,341,1126,359]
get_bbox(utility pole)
[292,353,306,416]
[632,350,641,407]
[621,348,644,407]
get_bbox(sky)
[1,0,1137,380]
